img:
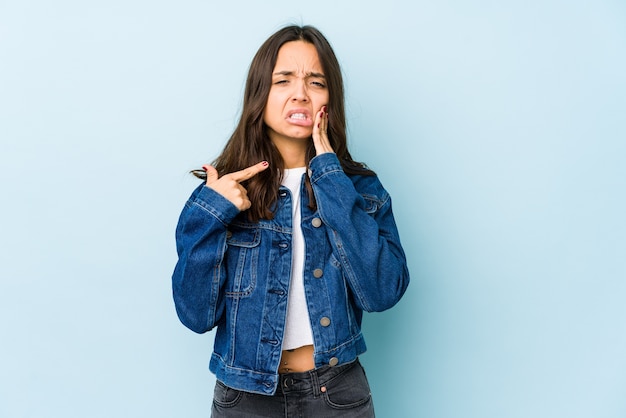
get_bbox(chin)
[285,129,312,139]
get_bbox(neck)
[271,136,308,169]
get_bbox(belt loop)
[309,368,321,397]
[278,374,285,394]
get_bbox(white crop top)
[281,167,314,350]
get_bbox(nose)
[291,80,309,102]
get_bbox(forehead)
[273,41,322,73]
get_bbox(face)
[264,41,329,148]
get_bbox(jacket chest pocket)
[225,227,261,297]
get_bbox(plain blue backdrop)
[1,1,625,417]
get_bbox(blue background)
[1,1,625,417]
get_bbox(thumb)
[202,165,219,185]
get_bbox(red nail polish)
[261,161,268,166]
[317,123,320,128]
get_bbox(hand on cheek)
[312,105,334,155]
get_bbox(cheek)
[265,92,285,114]
[263,96,277,119]
[316,91,330,106]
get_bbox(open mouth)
[289,113,308,121]
[286,110,313,126]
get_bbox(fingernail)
[322,106,327,112]
[261,161,268,166]
[317,123,320,128]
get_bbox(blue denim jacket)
[172,153,410,395]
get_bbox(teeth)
[289,113,307,120]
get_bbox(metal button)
[320,317,331,327]
[311,217,322,227]
[313,268,323,278]
[226,231,232,238]
[328,357,339,366]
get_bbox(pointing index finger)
[229,161,269,183]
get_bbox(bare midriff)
[278,344,315,374]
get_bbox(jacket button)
[311,217,322,227]
[226,231,232,239]
[328,357,339,366]
[320,317,331,327]
[313,268,323,278]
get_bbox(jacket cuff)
[309,153,343,184]
[192,185,241,226]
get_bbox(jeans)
[211,359,375,417]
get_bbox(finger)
[229,161,269,183]
[203,165,219,185]
[314,106,325,131]
[312,106,333,155]
[239,186,252,210]
[323,106,328,131]
[321,107,328,132]
[313,106,329,138]
[231,184,251,211]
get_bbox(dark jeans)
[211,359,375,417]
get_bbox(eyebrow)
[272,70,326,79]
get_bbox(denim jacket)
[172,152,410,395]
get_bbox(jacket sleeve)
[309,153,410,312]
[171,184,240,333]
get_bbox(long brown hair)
[193,25,373,221]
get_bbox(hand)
[312,105,334,155]
[202,161,269,211]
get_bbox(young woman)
[172,25,410,417]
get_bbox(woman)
[172,25,410,417]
